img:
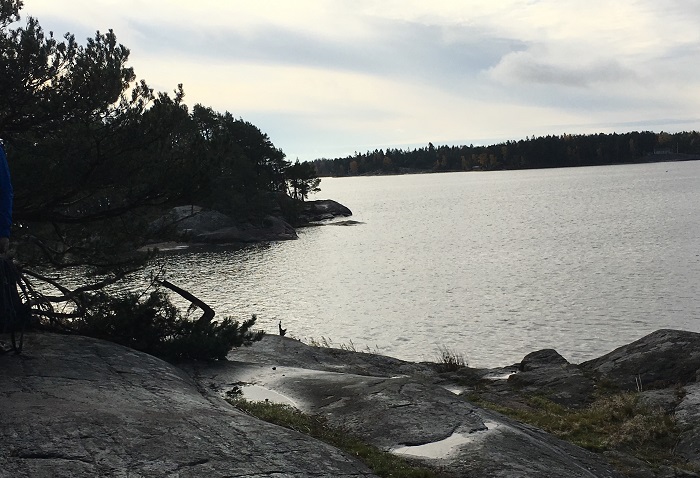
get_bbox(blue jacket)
[0,144,13,238]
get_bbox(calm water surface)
[157,161,700,367]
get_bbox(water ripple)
[152,162,700,367]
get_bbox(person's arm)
[0,143,14,253]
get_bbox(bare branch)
[159,279,215,323]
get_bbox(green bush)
[74,290,263,361]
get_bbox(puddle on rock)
[484,371,517,380]
[227,384,297,406]
[443,386,466,395]
[391,421,501,459]
[241,385,296,406]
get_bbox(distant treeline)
[312,131,700,177]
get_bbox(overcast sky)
[20,0,700,161]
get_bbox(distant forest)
[311,131,700,177]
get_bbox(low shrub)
[73,290,263,361]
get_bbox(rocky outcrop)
[297,199,353,223]
[462,329,700,476]
[506,348,596,408]
[6,329,700,477]
[149,205,236,235]
[149,205,298,244]
[148,200,355,245]
[580,329,700,390]
[477,330,700,411]
[675,383,700,468]
[0,333,376,477]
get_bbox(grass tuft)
[306,336,380,354]
[435,345,467,372]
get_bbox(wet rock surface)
[190,336,623,478]
[0,333,376,477]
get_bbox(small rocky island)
[1,329,699,477]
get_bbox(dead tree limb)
[159,280,215,323]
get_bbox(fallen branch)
[159,280,215,323]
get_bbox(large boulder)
[580,329,700,391]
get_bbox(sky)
[18,0,700,161]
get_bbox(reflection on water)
[133,161,700,368]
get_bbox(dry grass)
[306,336,380,354]
[435,345,467,372]
[475,392,682,468]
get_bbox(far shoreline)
[316,154,700,179]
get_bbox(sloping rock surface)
[675,382,700,469]
[189,336,623,478]
[9,330,698,477]
[0,333,376,477]
[580,329,700,390]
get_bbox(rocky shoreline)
[147,199,353,247]
[1,329,699,477]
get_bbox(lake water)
[156,160,700,368]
